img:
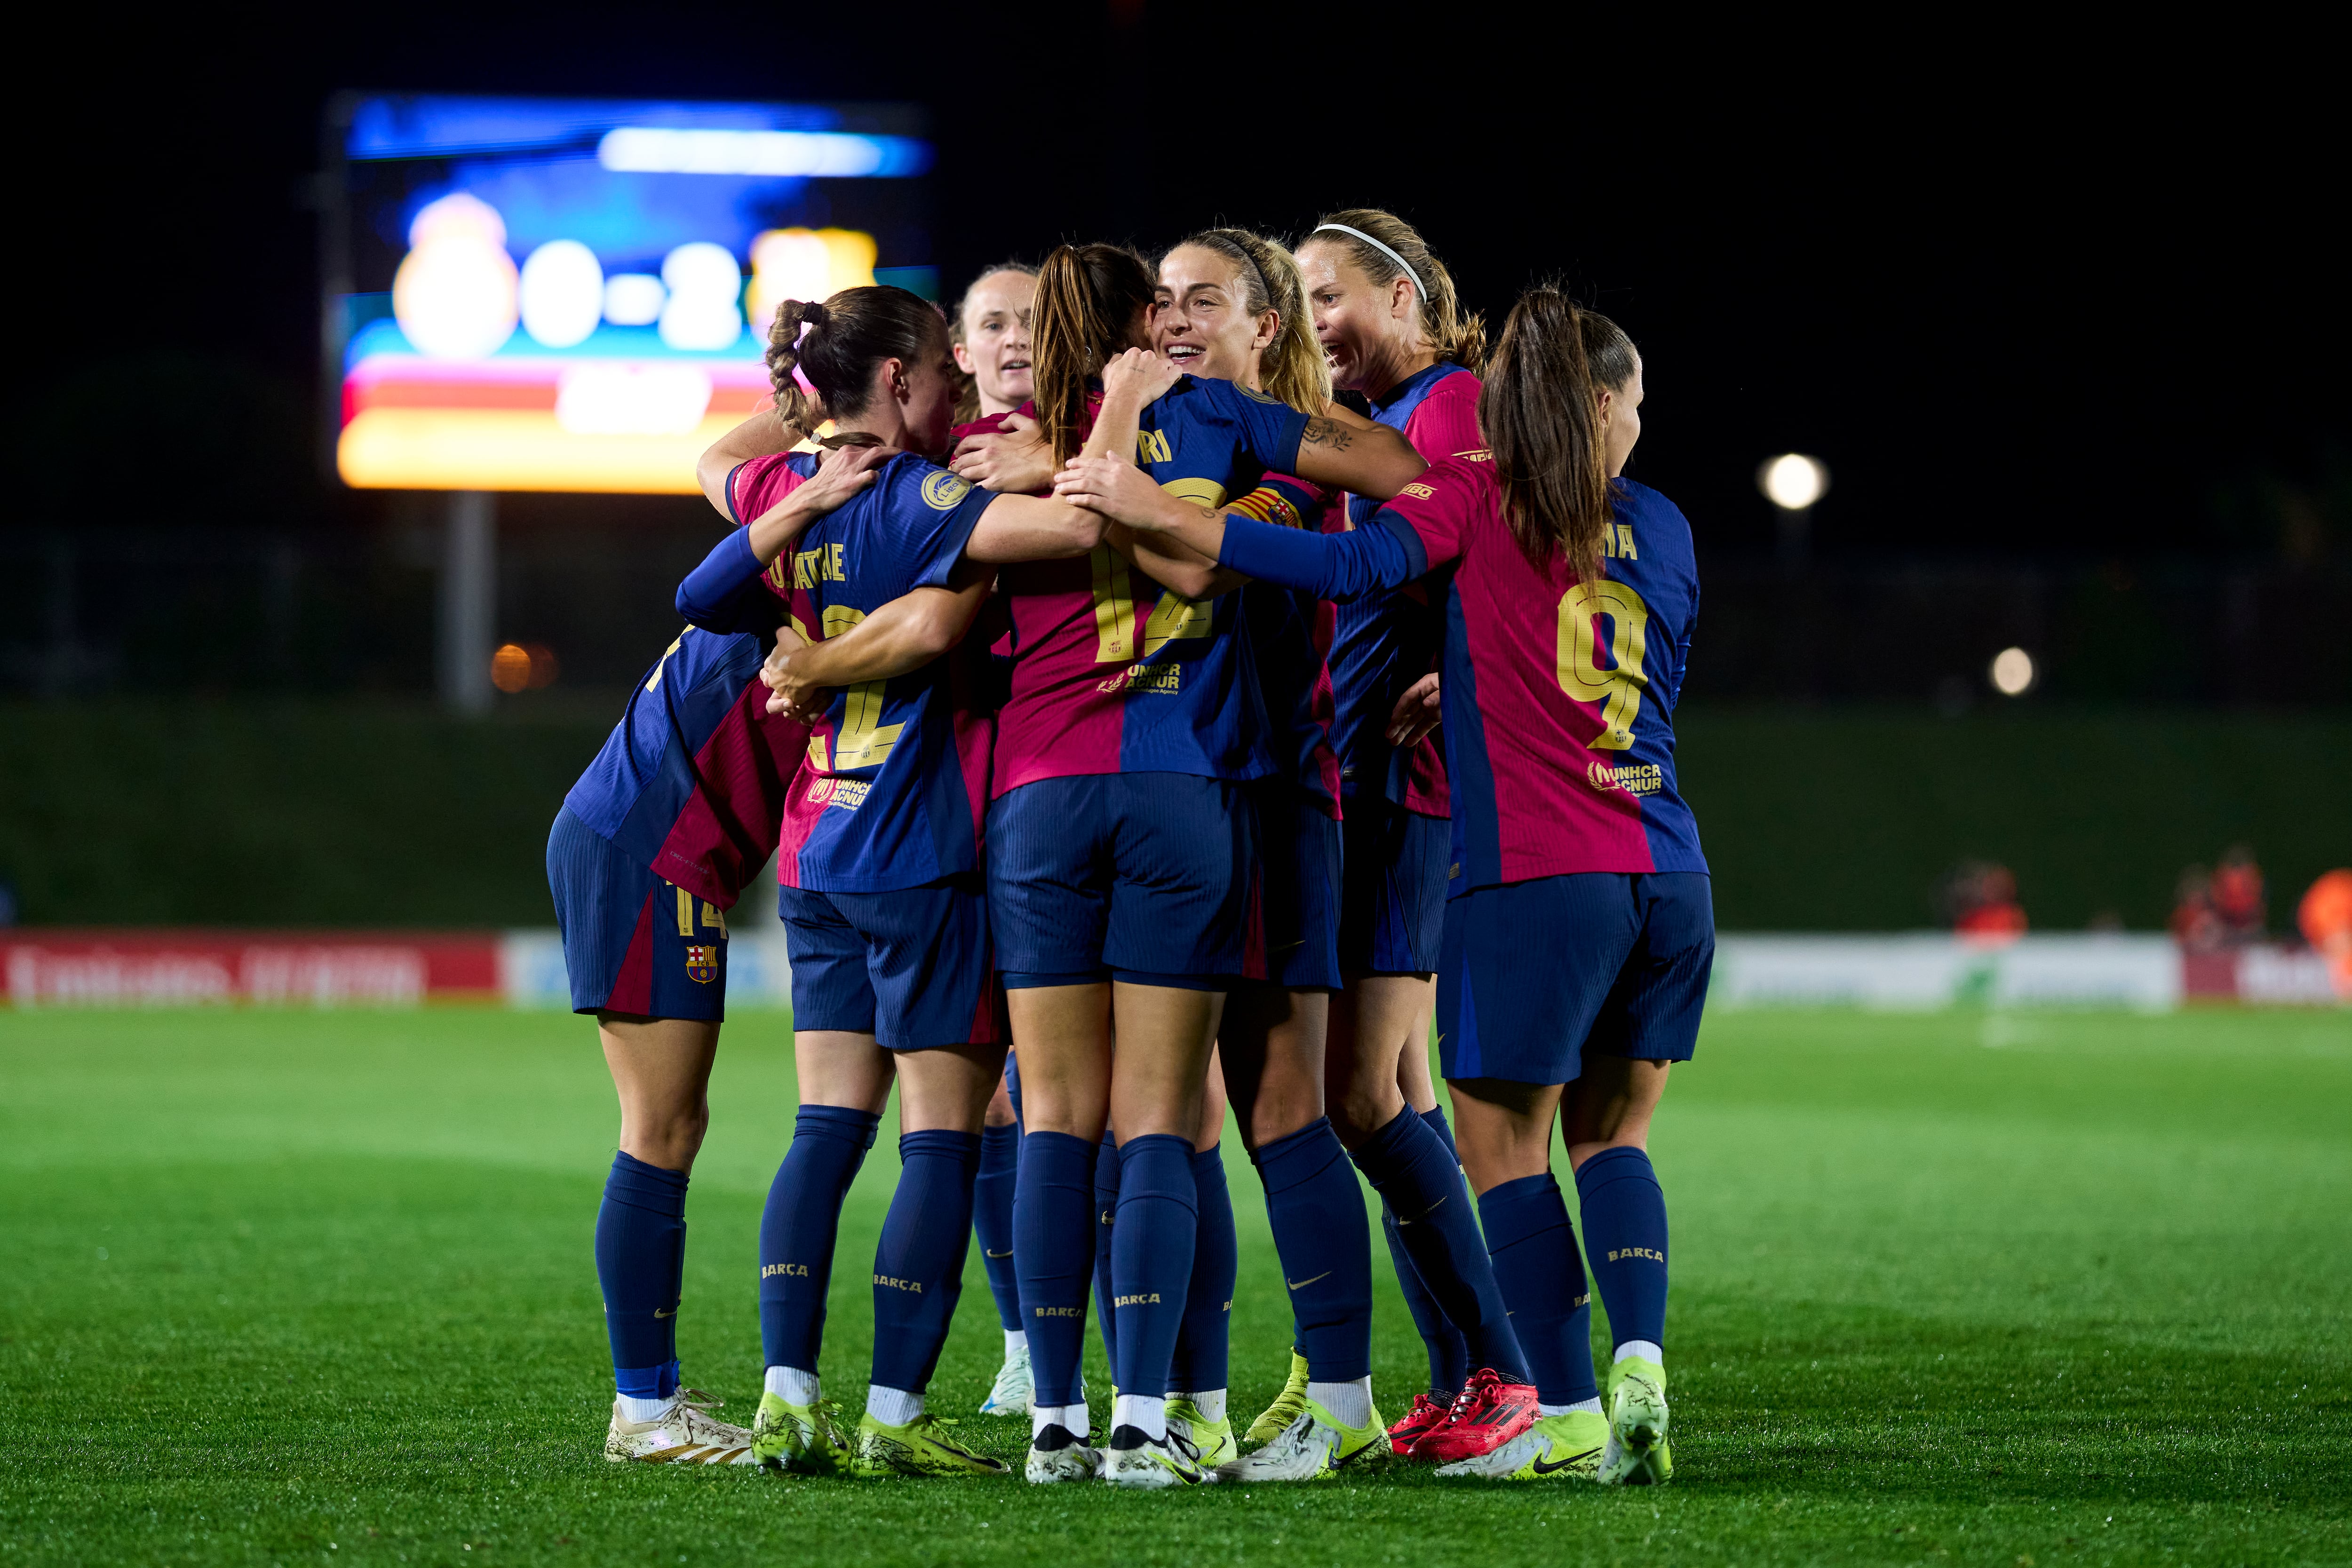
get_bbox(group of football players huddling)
[548,208,1710,1489]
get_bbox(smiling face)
[1152,243,1276,387]
[953,269,1035,416]
[1297,237,1422,397]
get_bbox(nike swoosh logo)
[1530,1446,1600,1475]
[1285,1271,1332,1291]
[985,1249,1014,1259]
[654,1308,676,1319]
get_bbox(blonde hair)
[1311,207,1486,370]
[1166,228,1332,415]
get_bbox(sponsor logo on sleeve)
[1400,482,1436,499]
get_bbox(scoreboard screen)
[327,94,933,494]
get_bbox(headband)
[1314,223,1430,306]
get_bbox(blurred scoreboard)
[326,94,934,494]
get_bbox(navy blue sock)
[1387,1106,1471,1395]
[1092,1134,1121,1370]
[596,1151,688,1399]
[1014,1130,1097,1408]
[1169,1146,1237,1394]
[1383,1203,1470,1396]
[1251,1117,1373,1382]
[1109,1132,1197,1403]
[974,1123,1023,1332]
[758,1105,879,1370]
[1478,1172,1598,1406]
[1349,1104,1528,1383]
[870,1130,982,1394]
[1575,1146,1669,1351]
[1003,1051,1024,1128]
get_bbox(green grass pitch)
[2,1005,2346,1566]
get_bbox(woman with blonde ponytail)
[983,238,1427,1490]
[1279,208,1500,1455]
[1062,285,1710,1489]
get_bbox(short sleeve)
[885,461,998,592]
[1405,374,1484,459]
[729,452,809,525]
[1195,379,1311,476]
[1374,452,1486,570]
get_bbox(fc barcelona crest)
[684,944,720,984]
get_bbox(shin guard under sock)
[1014,1130,1097,1408]
[1575,1145,1669,1351]
[1108,1133,1197,1406]
[597,1150,688,1399]
[1383,1202,1471,1395]
[1169,1146,1237,1394]
[1252,1116,1373,1382]
[870,1130,983,1395]
[758,1105,879,1371]
[1478,1172,1599,1406]
[1349,1104,1528,1383]
[974,1123,1023,1332]
[1092,1134,1121,1369]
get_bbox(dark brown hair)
[764,284,946,440]
[1031,242,1155,465]
[1310,208,1487,370]
[1479,288,1637,579]
[1164,228,1332,414]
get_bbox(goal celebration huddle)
[545,208,1710,1490]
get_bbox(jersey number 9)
[1556,580,1650,751]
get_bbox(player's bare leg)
[1324,973,1429,1147]
[600,1014,721,1174]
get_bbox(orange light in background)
[490,644,532,693]
[491,643,562,692]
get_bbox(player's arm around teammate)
[1079,286,1707,1487]
[678,285,1104,1480]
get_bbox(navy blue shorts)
[778,874,1004,1050]
[1338,800,1450,975]
[547,806,731,1022]
[987,773,1262,990]
[1257,788,1342,991]
[1437,871,1714,1086]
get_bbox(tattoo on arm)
[1299,416,1355,452]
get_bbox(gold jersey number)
[1556,580,1651,751]
[1091,478,1224,663]
[814,605,904,769]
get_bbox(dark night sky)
[11,5,2344,562]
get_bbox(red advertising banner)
[0,931,501,1007]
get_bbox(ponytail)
[764,284,945,442]
[1480,287,1634,581]
[1169,228,1333,415]
[1032,242,1155,466]
[1311,207,1486,370]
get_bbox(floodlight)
[1758,453,1829,511]
[1990,647,2036,696]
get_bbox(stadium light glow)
[596,127,932,178]
[1758,452,1829,511]
[1990,646,2036,696]
[602,273,666,326]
